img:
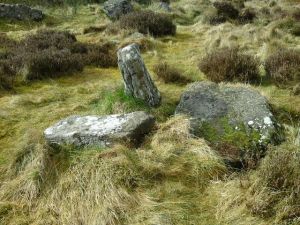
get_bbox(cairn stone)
[117,44,161,107]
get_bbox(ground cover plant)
[265,48,300,88]
[0,30,117,89]
[198,47,260,83]
[119,10,176,37]
[153,61,191,84]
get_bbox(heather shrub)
[83,25,107,34]
[85,42,117,67]
[0,30,117,85]
[239,8,256,23]
[0,34,17,50]
[213,1,239,20]
[0,60,15,90]
[199,47,260,83]
[119,11,176,37]
[247,144,300,222]
[265,49,300,87]
[21,49,84,81]
[208,1,256,25]
[291,8,300,20]
[153,62,191,84]
[22,30,77,51]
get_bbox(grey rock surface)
[175,81,282,146]
[44,111,155,148]
[118,44,161,107]
[0,4,44,21]
[159,2,172,12]
[103,0,133,20]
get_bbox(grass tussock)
[119,11,176,37]
[246,143,300,223]
[265,48,300,88]
[0,130,50,209]
[153,61,191,84]
[199,47,260,83]
[0,117,226,224]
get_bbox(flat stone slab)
[44,111,155,148]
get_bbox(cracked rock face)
[118,44,161,107]
[44,111,155,148]
[0,4,44,21]
[175,81,283,146]
[103,0,133,20]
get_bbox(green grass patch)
[90,87,149,115]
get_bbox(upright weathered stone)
[103,0,133,20]
[44,111,155,148]
[117,44,161,107]
[0,4,44,21]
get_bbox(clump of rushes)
[119,10,176,37]
[153,61,191,84]
[265,48,300,87]
[199,47,260,83]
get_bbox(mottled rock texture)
[44,111,155,148]
[176,82,283,166]
[103,0,133,20]
[0,4,44,21]
[118,44,161,107]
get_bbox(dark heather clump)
[119,10,176,37]
[239,8,256,23]
[0,60,15,90]
[0,29,117,88]
[213,1,240,20]
[153,62,191,84]
[265,48,300,87]
[199,47,260,83]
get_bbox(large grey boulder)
[0,4,44,21]
[118,44,161,107]
[175,82,283,166]
[103,0,133,20]
[44,111,155,148]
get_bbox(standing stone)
[103,0,133,20]
[117,44,161,107]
